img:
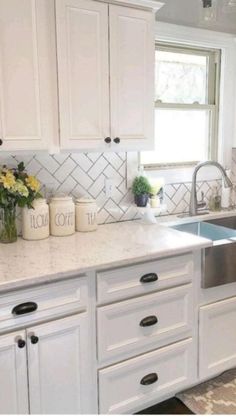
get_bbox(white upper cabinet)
[56,0,156,151]
[109,5,154,150]
[0,0,159,153]
[0,0,57,151]
[56,0,110,150]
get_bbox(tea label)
[86,212,97,225]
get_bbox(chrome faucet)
[189,161,232,216]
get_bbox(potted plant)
[0,162,41,243]
[132,176,151,207]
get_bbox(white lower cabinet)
[0,330,28,414]
[99,338,195,414]
[97,253,196,414]
[97,284,193,363]
[199,296,236,379]
[0,312,91,414]
[0,253,197,414]
[27,313,90,414]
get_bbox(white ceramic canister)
[150,196,160,208]
[22,198,49,240]
[49,196,75,236]
[75,198,98,232]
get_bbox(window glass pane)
[141,109,210,165]
[155,49,208,104]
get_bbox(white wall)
[157,0,236,34]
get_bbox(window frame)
[140,42,221,170]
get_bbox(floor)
[136,397,194,415]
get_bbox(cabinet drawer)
[99,338,195,414]
[199,296,236,379]
[97,284,193,363]
[0,276,88,332]
[97,253,193,303]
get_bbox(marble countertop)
[0,219,212,293]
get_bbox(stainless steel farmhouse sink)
[171,221,236,288]
[207,216,236,230]
[173,221,236,241]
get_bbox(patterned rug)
[176,368,236,414]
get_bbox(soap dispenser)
[209,186,221,211]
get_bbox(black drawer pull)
[12,302,38,316]
[140,273,158,283]
[140,373,158,386]
[140,315,158,327]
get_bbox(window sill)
[143,161,199,171]
[127,153,222,187]
[145,164,222,184]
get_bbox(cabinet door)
[109,5,154,150]
[27,313,92,414]
[56,0,110,150]
[0,0,57,151]
[199,296,236,379]
[0,330,28,414]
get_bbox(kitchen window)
[140,43,221,168]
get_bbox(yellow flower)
[12,180,29,197]
[26,175,40,192]
[149,179,164,196]
[0,170,16,189]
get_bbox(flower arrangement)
[0,162,41,243]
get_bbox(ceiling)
[156,0,236,34]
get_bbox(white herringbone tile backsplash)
[0,152,222,224]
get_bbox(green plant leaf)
[17,162,25,172]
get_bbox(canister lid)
[76,197,96,204]
[50,194,73,203]
[32,198,47,206]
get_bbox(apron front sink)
[171,221,236,288]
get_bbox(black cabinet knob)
[113,137,120,144]
[140,373,158,386]
[0,139,3,146]
[17,339,26,349]
[140,273,158,283]
[30,335,39,344]
[12,302,38,316]
[104,137,111,144]
[140,315,158,327]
